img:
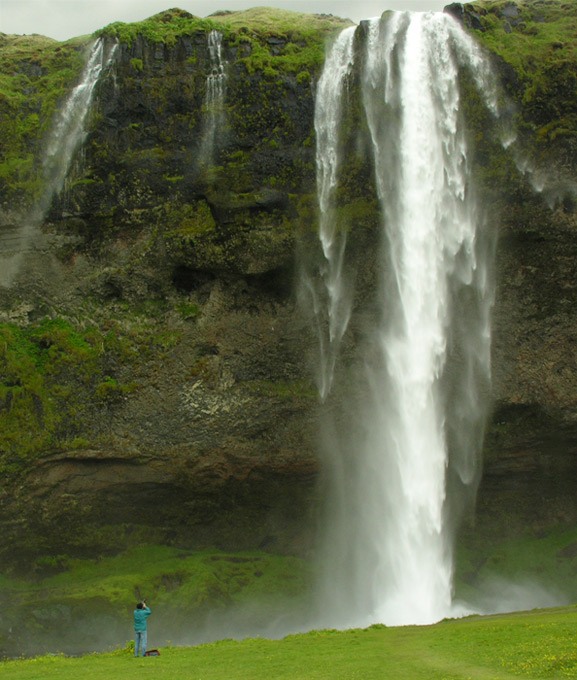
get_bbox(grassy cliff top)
[208,6,352,33]
[466,0,577,78]
[96,6,351,46]
[464,0,577,148]
[0,32,89,105]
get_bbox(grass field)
[2,605,576,679]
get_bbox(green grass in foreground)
[2,606,577,679]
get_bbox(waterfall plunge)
[314,12,498,628]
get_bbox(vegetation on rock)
[463,0,577,168]
[0,545,310,657]
[0,1,576,658]
[0,34,89,206]
[97,7,350,77]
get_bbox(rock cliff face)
[0,1,576,574]
[455,0,577,539]
[0,8,351,565]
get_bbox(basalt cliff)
[0,0,576,654]
[0,8,352,565]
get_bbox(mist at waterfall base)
[303,10,569,631]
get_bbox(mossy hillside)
[465,0,577,168]
[466,0,577,83]
[0,303,244,468]
[30,546,308,612]
[163,195,296,275]
[0,276,318,566]
[59,179,300,278]
[224,74,315,192]
[0,545,310,655]
[0,34,90,208]
[0,310,196,480]
[0,318,102,473]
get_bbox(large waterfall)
[0,38,117,287]
[313,11,500,628]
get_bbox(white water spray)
[199,30,227,166]
[0,38,117,287]
[313,26,356,400]
[314,12,498,627]
[43,39,117,200]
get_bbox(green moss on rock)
[0,319,101,471]
[0,34,89,207]
[464,0,577,168]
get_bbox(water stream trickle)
[42,39,117,202]
[313,12,499,628]
[313,26,356,400]
[0,38,117,287]
[198,30,227,167]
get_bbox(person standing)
[134,600,152,657]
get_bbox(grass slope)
[2,546,308,612]
[2,606,577,679]
[469,0,577,79]
[0,546,311,658]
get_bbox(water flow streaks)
[199,30,227,167]
[0,38,117,287]
[42,40,117,206]
[314,12,497,628]
[311,26,356,400]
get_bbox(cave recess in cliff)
[172,266,215,293]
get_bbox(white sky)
[1,0,448,42]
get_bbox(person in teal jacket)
[134,601,152,657]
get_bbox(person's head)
[136,602,144,609]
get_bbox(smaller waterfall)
[42,39,117,208]
[306,26,356,400]
[0,38,117,288]
[198,30,227,167]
